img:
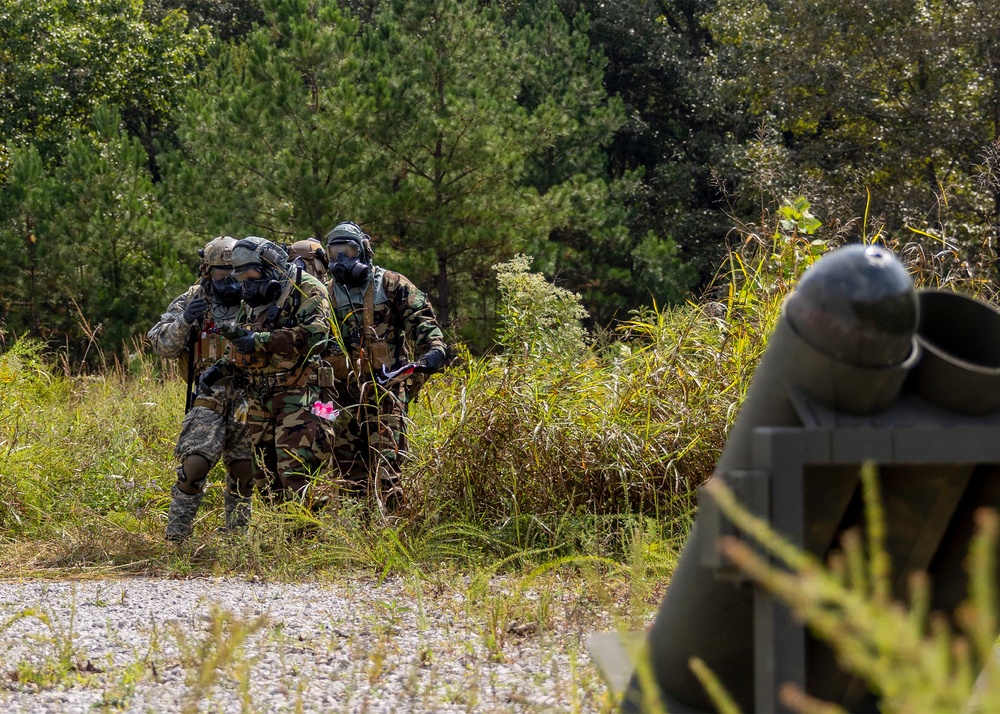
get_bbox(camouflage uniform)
[326,265,447,497]
[148,268,254,541]
[212,247,334,499]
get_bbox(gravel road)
[0,577,615,713]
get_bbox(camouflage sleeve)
[259,273,331,355]
[389,272,447,360]
[146,285,201,359]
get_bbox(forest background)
[4,0,1000,358]
[5,3,1000,706]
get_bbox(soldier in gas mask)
[323,221,448,513]
[147,236,255,542]
[200,237,335,501]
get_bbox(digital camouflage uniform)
[147,244,254,541]
[211,246,334,499]
[326,265,447,498]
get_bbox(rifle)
[184,325,198,413]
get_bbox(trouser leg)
[222,458,254,532]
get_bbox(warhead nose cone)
[785,244,918,367]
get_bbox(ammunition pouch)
[192,393,227,415]
[198,331,228,363]
[228,341,270,370]
[328,352,351,381]
[364,333,393,373]
[246,365,319,392]
[316,365,337,388]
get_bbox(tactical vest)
[228,270,305,373]
[178,291,238,376]
[329,268,395,383]
[197,319,229,367]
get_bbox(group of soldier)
[147,223,447,542]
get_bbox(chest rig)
[331,268,394,383]
[228,270,302,372]
[186,293,239,373]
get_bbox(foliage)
[705,0,1000,278]
[0,0,209,175]
[556,0,735,284]
[358,0,627,345]
[494,254,589,359]
[164,0,378,241]
[144,0,265,42]
[0,107,192,358]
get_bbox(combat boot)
[166,484,204,542]
[223,490,252,533]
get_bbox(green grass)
[4,192,999,710]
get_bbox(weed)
[170,605,267,713]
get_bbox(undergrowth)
[0,187,995,584]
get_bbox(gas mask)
[209,275,244,307]
[330,252,370,287]
[241,276,283,307]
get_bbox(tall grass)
[0,246,770,576]
[3,188,991,579]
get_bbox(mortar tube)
[623,245,919,712]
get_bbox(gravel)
[0,577,614,713]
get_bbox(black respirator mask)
[209,275,244,307]
[330,253,370,287]
[241,274,283,307]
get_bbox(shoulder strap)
[264,269,300,329]
[363,279,375,331]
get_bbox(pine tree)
[164,0,378,241]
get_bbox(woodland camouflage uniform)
[324,222,447,507]
[206,238,334,499]
[147,236,254,542]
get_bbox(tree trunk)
[436,252,451,329]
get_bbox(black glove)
[232,332,260,354]
[414,349,445,374]
[183,296,209,323]
[198,365,224,393]
[218,322,249,340]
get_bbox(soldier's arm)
[258,278,331,356]
[146,287,200,359]
[391,274,447,362]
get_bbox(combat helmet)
[231,237,289,278]
[199,235,236,272]
[288,238,328,281]
[325,221,373,287]
[199,236,242,306]
[231,237,289,306]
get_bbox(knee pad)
[227,459,255,497]
[176,454,212,495]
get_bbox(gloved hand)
[232,332,260,354]
[183,296,209,323]
[218,322,249,340]
[414,349,445,374]
[198,365,224,393]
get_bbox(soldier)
[147,236,255,542]
[288,238,329,282]
[323,221,447,510]
[200,237,334,500]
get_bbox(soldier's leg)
[331,398,369,492]
[168,402,226,542]
[222,390,255,532]
[245,389,278,494]
[273,385,329,499]
[363,389,408,511]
